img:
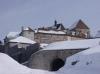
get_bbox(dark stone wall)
[5,43,40,63]
[0,45,5,53]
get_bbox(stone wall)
[28,49,86,71]
[20,30,34,41]
[5,43,40,63]
[34,33,83,43]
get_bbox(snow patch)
[58,46,100,74]
[37,30,66,34]
[9,36,36,44]
[43,38,100,50]
[0,53,55,74]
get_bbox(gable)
[70,20,89,30]
[76,20,89,29]
[75,20,89,29]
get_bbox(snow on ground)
[58,45,100,74]
[10,36,36,44]
[43,38,100,50]
[40,43,48,48]
[0,53,55,74]
[1,39,100,74]
[0,53,31,74]
[37,30,66,34]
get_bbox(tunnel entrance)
[51,58,65,71]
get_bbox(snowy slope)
[58,45,100,74]
[0,53,55,74]
[44,38,100,50]
[1,40,100,74]
[0,53,31,74]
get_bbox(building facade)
[4,19,90,44]
[34,20,90,43]
[34,33,84,43]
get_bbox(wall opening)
[18,53,23,63]
[51,58,65,71]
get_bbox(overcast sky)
[0,0,100,40]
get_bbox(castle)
[34,20,90,43]
[5,19,90,44]
[3,19,91,71]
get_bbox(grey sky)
[0,0,100,40]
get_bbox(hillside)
[58,45,100,74]
[0,53,54,74]
[1,42,100,74]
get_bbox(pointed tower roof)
[69,19,89,30]
[56,23,66,30]
[53,20,65,30]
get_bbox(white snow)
[2,38,100,74]
[7,32,19,38]
[23,27,30,30]
[37,30,66,34]
[40,43,48,48]
[1,45,100,74]
[9,36,36,44]
[43,38,100,50]
[0,53,55,74]
[0,53,31,74]
[58,45,100,74]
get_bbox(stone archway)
[51,58,65,71]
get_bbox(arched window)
[51,58,65,71]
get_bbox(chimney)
[54,20,57,26]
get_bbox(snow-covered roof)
[37,30,66,34]
[23,27,30,30]
[9,36,36,44]
[43,38,100,50]
[7,32,19,38]
[22,27,34,32]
